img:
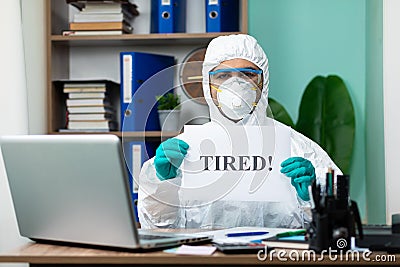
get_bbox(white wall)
[383,0,400,224]
[0,0,30,261]
[0,1,46,266]
[22,0,47,134]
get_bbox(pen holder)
[307,199,363,253]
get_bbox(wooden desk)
[0,230,399,266]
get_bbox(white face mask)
[216,77,258,121]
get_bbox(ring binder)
[206,0,239,33]
[151,0,187,33]
[120,52,175,132]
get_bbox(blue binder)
[120,52,175,132]
[123,141,158,222]
[206,0,239,32]
[151,0,187,33]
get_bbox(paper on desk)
[192,227,291,244]
[164,245,217,255]
[179,124,296,203]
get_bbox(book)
[68,92,106,99]
[63,30,124,36]
[67,0,139,16]
[63,87,107,93]
[54,79,119,95]
[262,235,309,250]
[83,2,122,12]
[83,3,123,13]
[63,82,107,88]
[59,129,113,133]
[66,98,110,106]
[76,9,136,21]
[68,113,114,121]
[63,82,107,93]
[73,12,124,23]
[69,21,132,32]
[67,120,117,130]
[67,105,114,114]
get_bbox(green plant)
[268,75,355,173]
[156,92,180,110]
[267,98,295,128]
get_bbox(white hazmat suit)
[138,34,341,229]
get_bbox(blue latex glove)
[280,157,316,201]
[154,138,189,181]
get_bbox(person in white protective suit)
[138,34,342,229]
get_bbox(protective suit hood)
[202,34,270,126]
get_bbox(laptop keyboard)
[139,234,173,240]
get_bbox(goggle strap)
[210,85,222,92]
[209,68,262,75]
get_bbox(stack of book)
[61,81,119,132]
[63,0,139,36]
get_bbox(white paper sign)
[179,123,296,203]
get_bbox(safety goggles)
[209,68,263,86]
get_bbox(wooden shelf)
[51,32,246,46]
[50,131,180,140]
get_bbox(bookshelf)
[46,0,248,139]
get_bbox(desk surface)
[0,230,399,266]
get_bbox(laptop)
[0,134,210,250]
[356,224,400,252]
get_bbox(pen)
[276,229,306,238]
[327,167,333,196]
[226,231,269,237]
[331,168,335,197]
[310,179,317,210]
